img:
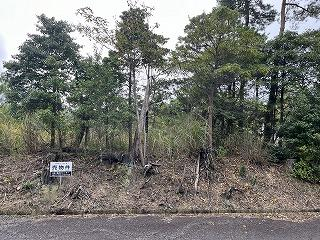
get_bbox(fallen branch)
[221,187,243,200]
[52,184,90,207]
[53,191,70,206]
[140,177,151,189]
[70,185,90,200]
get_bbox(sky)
[0,0,319,72]
[0,0,216,71]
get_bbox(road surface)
[0,214,319,240]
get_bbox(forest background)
[0,0,320,184]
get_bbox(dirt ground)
[0,153,319,219]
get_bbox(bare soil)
[0,153,319,218]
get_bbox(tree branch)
[286,3,312,14]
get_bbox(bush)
[268,145,291,163]
[216,146,227,158]
[22,181,36,191]
[239,165,246,178]
[293,160,320,183]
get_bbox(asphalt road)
[0,214,319,240]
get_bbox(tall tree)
[4,14,80,148]
[69,52,125,149]
[114,5,151,154]
[77,3,168,164]
[280,0,320,34]
[174,6,264,149]
[115,4,168,164]
[218,0,276,130]
[264,0,320,143]
[218,0,277,29]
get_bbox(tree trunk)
[84,126,89,149]
[207,86,215,150]
[244,0,250,27]
[128,66,133,152]
[255,80,259,101]
[51,87,58,149]
[144,110,149,160]
[279,83,285,146]
[264,73,278,143]
[58,127,63,150]
[232,82,236,98]
[228,84,232,97]
[50,121,55,149]
[220,117,225,136]
[132,67,151,166]
[238,79,246,129]
[280,0,287,35]
[132,65,140,161]
[252,79,260,134]
[279,84,285,125]
[226,119,233,135]
[75,123,86,148]
[105,115,109,151]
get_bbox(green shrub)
[239,165,246,178]
[22,181,36,191]
[293,160,320,183]
[216,146,227,158]
[250,175,257,186]
[268,145,291,163]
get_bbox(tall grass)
[223,131,270,163]
[0,107,47,154]
[148,114,206,160]
[0,106,271,165]
[0,112,24,154]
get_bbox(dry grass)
[223,131,270,164]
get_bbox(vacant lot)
[0,153,319,214]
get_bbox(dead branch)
[70,185,90,200]
[140,177,151,189]
[52,184,90,207]
[221,187,243,200]
[53,191,70,206]
[194,156,200,194]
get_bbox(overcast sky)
[0,0,216,70]
[0,0,319,72]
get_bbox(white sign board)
[50,162,72,177]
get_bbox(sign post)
[49,162,73,186]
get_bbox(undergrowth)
[149,114,206,160]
